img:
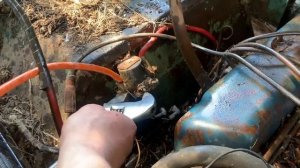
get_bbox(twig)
[208,58,223,77]
[135,139,141,168]
[264,109,300,162]
[2,118,59,153]
[42,131,59,143]
[12,108,23,115]
[28,79,33,118]
[270,117,300,163]
[147,148,160,161]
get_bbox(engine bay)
[0,0,300,167]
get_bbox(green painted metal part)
[144,41,198,108]
[241,0,289,26]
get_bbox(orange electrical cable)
[0,62,123,97]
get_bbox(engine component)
[168,106,181,120]
[103,92,156,122]
[152,145,271,168]
[117,56,159,97]
[117,56,146,92]
[175,16,300,150]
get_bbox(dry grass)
[0,67,58,166]
[22,0,147,44]
[0,66,12,85]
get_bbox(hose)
[205,149,271,168]
[0,62,122,97]
[3,0,62,134]
[138,25,217,57]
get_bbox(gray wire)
[77,33,300,106]
[230,47,265,54]
[230,47,300,67]
[205,148,271,168]
[235,43,300,77]
[192,45,300,106]
[241,31,300,43]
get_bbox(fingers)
[58,104,137,168]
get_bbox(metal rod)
[168,0,211,89]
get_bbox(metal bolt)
[154,108,167,118]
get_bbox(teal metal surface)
[242,0,288,26]
[175,16,300,150]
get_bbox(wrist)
[58,141,112,168]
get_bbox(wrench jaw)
[103,92,156,123]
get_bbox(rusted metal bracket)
[168,0,211,89]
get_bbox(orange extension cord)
[0,62,123,97]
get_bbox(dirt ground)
[22,0,146,44]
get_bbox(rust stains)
[174,112,193,138]
[258,110,269,122]
[181,129,205,146]
[178,111,193,124]
[239,125,258,135]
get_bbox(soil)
[0,66,12,85]
[0,67,59,167]
[22,0,146,44]
[274,111,300,168]
[274,134,300,168]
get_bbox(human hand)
[57,104,137,168]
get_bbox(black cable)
[72,33,300,105]
[205,148,271,168]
